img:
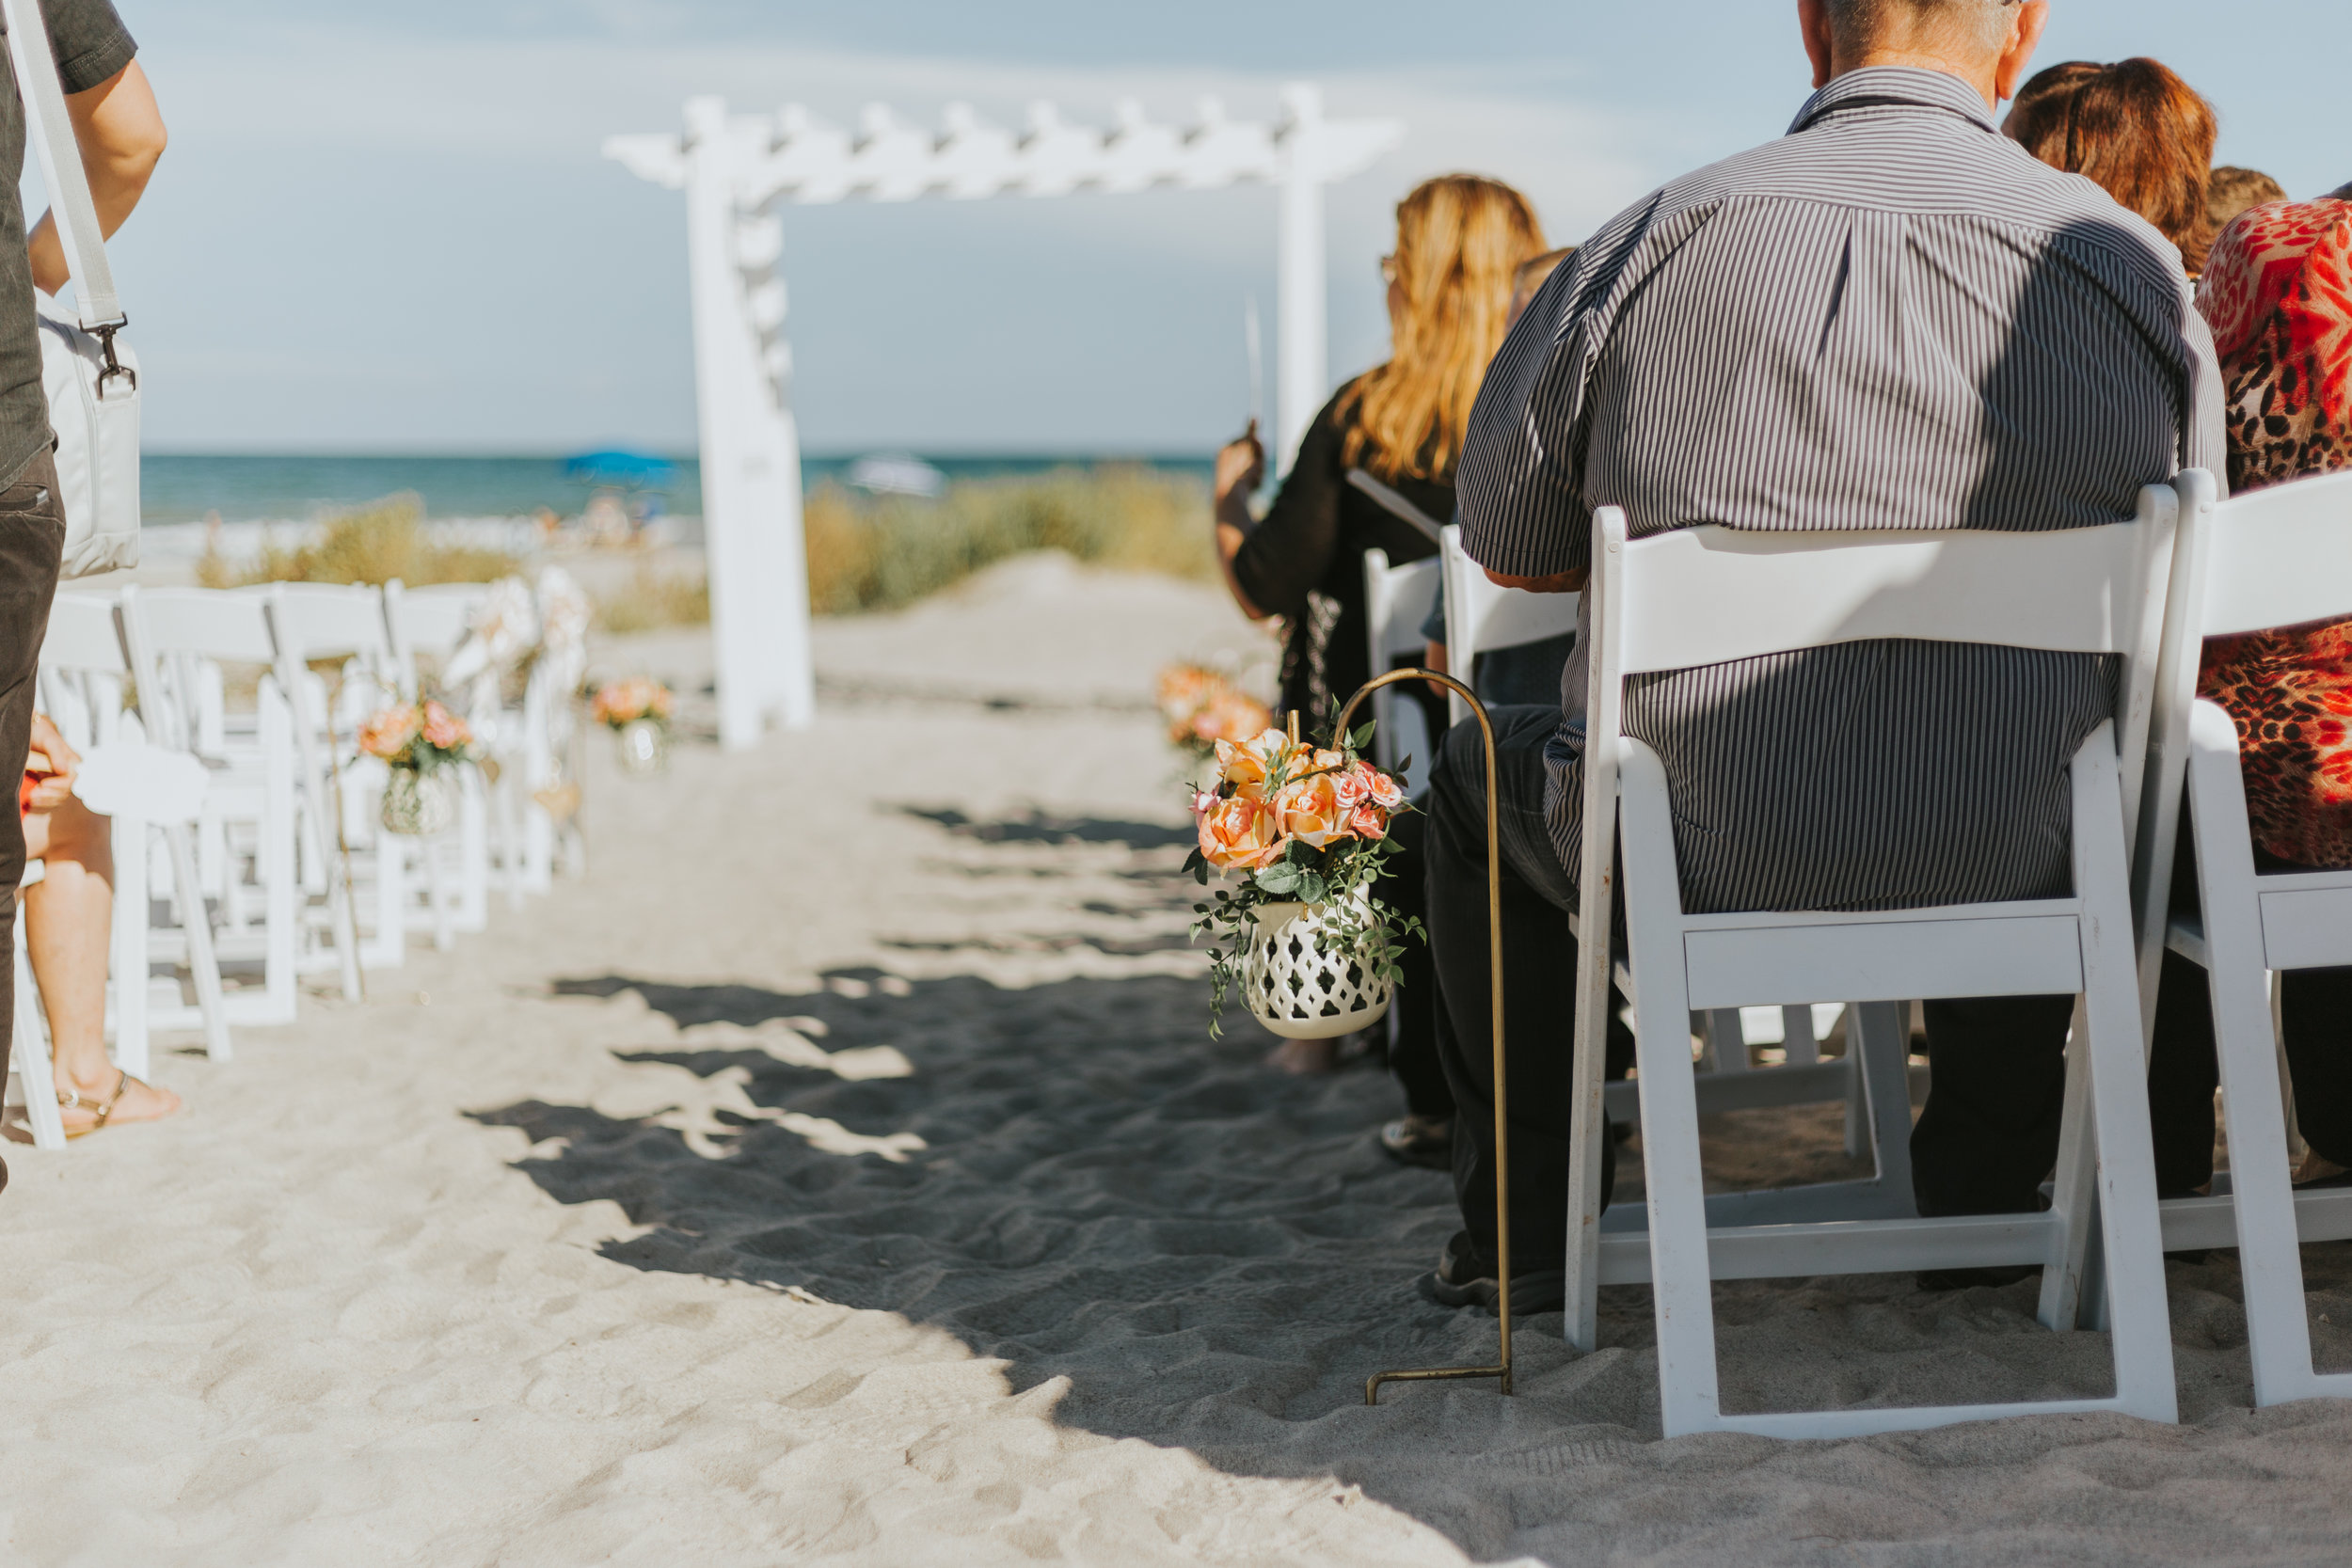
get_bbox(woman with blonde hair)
[1211,174,1547,723]
[1208,174,1544,1101]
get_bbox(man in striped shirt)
[1421,0,2225,1310]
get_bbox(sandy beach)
[3,554,2348,1566]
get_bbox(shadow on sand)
[469,816,2352,1564]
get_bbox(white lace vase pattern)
[1243,895,1392,1039]
[381,768,457,836]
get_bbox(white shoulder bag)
[4,0,138,578]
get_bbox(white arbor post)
[608,85,1400,742]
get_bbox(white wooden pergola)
[607,84,1402,748]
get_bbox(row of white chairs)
[1365,469,2352,1437]
[1555,467,2352,1438]
[6,578,581,1150]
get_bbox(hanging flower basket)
[1243,894,1393,1038]
[381,767,457,836]
[593,677,675,775]
[1185,714,1422,1038]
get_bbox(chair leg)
[2039,1000,2098,1332]
[14,937,66,1150]
[163,825,232,1063]
[109,813,150,1082]
[1851,1001,1916,1213]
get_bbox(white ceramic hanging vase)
[613,718,670,775]
[381,768,457,836]
[1243,894,1393,1039]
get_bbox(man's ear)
[1797,0,1837,88]
[1994,0,2053,102]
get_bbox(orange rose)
[1199,792,1285,870]
[1348,803,1390,840]
[1274,770,1348,847]
[420,701,472,752]
[358,705,421,761]
[1215,727,1290,796]
[1359,762,1405,811]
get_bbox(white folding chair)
[1360,548,1441,798]
[1562,481,2193,1438]
[40,593,232,1063]
[1438,527,1890,1170]
[2129,467,2352,1406]
[123,586,321,1012]
[265,581,456,962]
[382,578,494,933]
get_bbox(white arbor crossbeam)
[608,84,1401,746]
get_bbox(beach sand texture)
[2,554,2348,1566]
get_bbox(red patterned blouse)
[2195,198,2352,868]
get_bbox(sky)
[84,1,2352,455]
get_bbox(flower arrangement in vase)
[1156,662,1272,763]
[359,699,477,835]
[591,676,675,774]
[1185,714,1423,1038]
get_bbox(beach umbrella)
[562,450,678,487]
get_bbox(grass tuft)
[803,465,1212,615]
[198,493,524,589]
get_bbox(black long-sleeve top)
[1231,378,1454,725]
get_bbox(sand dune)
[1,557,2346,1565]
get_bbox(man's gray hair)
[1822,0,2022,55]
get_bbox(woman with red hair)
[2005,57,2219,273]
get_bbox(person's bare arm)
[1211,421,1272,621]
[1483,565,1586,594]
[28,60,166,298]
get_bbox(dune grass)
[198,493,523,589]
[803,464,1214,615]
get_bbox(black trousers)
[1377,810,1453,1120]
[0,452,66,1107]
[2147,817,2352,1193]
[1424,705,2081,1268]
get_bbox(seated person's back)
[1460,57,2224,912]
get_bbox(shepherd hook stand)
[1340,669,1514,1404]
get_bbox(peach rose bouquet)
[1156,662,1273,763]
[1184,714,1421,1034]
[590,675,675,731]
[358,699,476,775]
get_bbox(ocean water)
[139,452,1215,527]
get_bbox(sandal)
[57,1069,138,1139]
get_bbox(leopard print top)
[2194,199,2352,867]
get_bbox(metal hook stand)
[1337,668,1514,1405]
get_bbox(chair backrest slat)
[1362,550,1439,662]
[2198,469,2352,638]
[265,582,394,665]
[130,587,277,665]
[1611,491,2175,675]
[1442,524,1579,660]
[40,593,131,675]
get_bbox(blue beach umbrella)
[562,449,678,487]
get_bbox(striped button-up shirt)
[1458,67,2225,913]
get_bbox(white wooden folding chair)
[1561,481,2193,1438]
[1437,527,1890,1171]
[1360,548,1441,798]
[381,578,494,933]
[123,586,325,1010]
[2128,467,2352,1406]
[40,593,232,1063]
[264,581,456,962]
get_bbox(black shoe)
[1419,1229,1566,1315]
[1378,1115,1453,1170]
[1916,1264,2039,1291]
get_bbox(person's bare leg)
[23,800,178,1128]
